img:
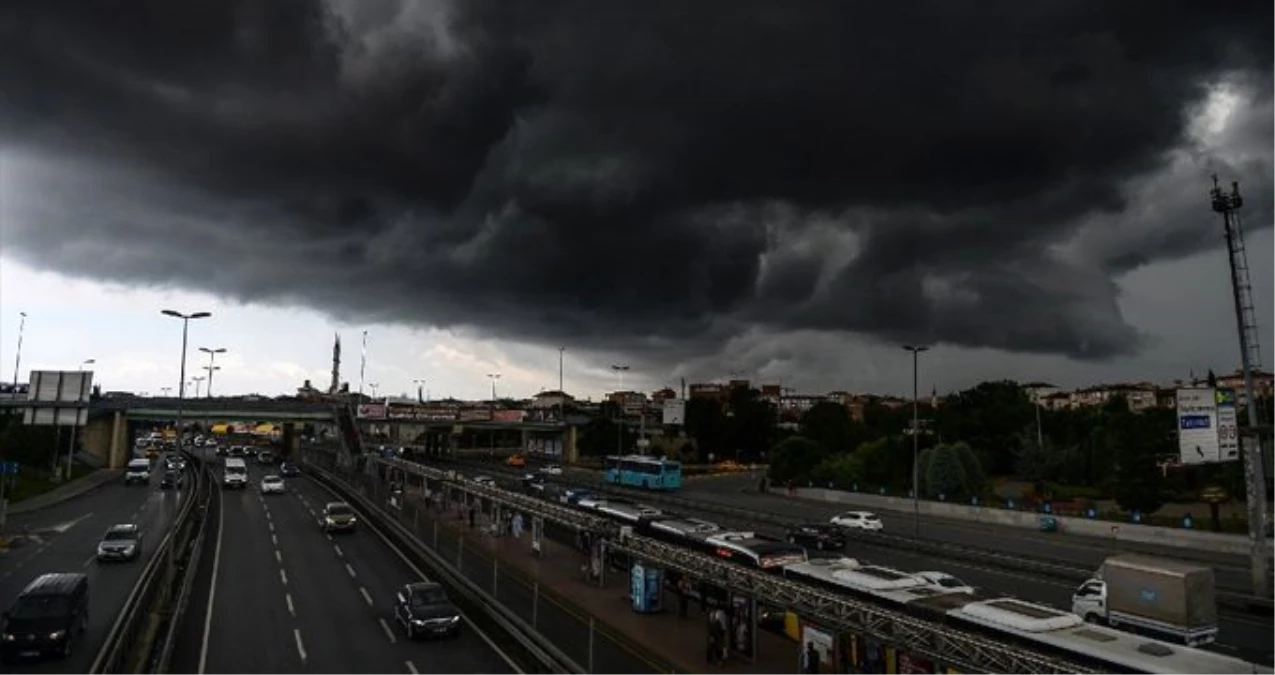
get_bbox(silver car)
[97,524,143,562]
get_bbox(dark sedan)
[785,523,846,550]
[280,462,301,478]
[159,470,184,490]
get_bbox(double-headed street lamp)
[199,347,227,398]
[903,344,929,538]
[192,375,206,398]
[163,309,211,445]
[413,378,427,404]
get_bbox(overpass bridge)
[0,397,581,468]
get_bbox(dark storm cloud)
[1,0,1272,368]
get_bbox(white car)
[915,571,975,594]
[830,511,884,531]
[261,475,285,494]
[539,465,564,476]
[471,476,497,488]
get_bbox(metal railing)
[88,450,206,673]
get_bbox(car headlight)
[411,619,427,626]
[324,517,335,524]
[48,630,66,640]
[2,632,15,642]
[449,616,460,623]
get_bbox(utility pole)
[903,345,929,539]
[359,330,369,399]
[11,311,26,390]
[1210,176,1270,599]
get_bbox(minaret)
[330,333,342,394]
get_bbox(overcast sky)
[0,1,1271,402]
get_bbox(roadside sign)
[0,461,18,476]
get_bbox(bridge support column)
[563,425,578,464]
[281,423,299,458]
[520,429,530,454]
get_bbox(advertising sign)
[357,404,387,420]
[23,370,93,426]
[1214,388,1240,461]
[1176,388,1219,465]
[662,399,686,425]
[459,409,492,422]
[492,409,527,423]
[629,562,663,614]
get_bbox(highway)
[0,469,184,673]
[437,457,1275,664]
[171,454,516,674]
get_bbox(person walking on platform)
[706,611,725,666]
[802,641,821,674]
[676,577,692,618]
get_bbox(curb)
[5,469,123,517]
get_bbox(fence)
[307,448,675,674]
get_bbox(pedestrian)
[467,503,477,529]
[802,641,820,674]
[706,613,724,665]
[512,511,524,539]
[676,577,691,618]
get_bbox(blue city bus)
[603,454,683,491]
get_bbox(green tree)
[935,381,1035,475]
[951,442,988,495]
[923,444,967,499]
[725,387,777,461]
[800,402,865,456]
[1103,396,1170,514]
[810,452,866,488]
[767,436,827,483]
[852,436,911,489]
[685,397,728,462]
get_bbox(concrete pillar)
[563,425,578,464]
[108,411,127,468]
[520,428,530,454]
[282,422,299,457]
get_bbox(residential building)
[608,390,648,416]
[530,390,575,410]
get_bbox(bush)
[809,452,865,488]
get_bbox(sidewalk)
[5,469,122,517]
[398,489,798,674]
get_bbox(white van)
[125,458,152,485]
[223,458,248,489]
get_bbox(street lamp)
[903,344,929,538]
[161,387,172,397]
[162,309,211,448]
[11,311,26,389]
[413,378,426,404]
[487,373,501,452]
[368,382,380,399]
[359,330,369,398]
[192,375,206,398]
[199,347,227,398]
[66,359,95,479]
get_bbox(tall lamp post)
[192,375,206,398]
[66,359,95,479]
[162,309,211,449]
[487,373,501,452]
[557,347,566,422]
[199,347,227,397]
[368,383,380,399]
[903,344,929,538]
[11,311,26,389]
[413,378,426,404]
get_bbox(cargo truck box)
[1098,554,1217,629]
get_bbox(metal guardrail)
[88,451,204,674]
[150,457,215,672]
[443,457,1275,616]
[305,460,582,674]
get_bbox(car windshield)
[103,529,134,541]
[263,476,282,483]
[862,514,879,520]
[936,577,964,588]
[411,588,448,606]
[328,505,352,516]
[11,595,70,620]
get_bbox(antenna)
[1210,175,1269,599]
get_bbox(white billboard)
[22,370,94,426]
[662,399,685,425]
[1176,388,1219,465]
[1214,388,1240,462]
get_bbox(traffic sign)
[0,461,18,476]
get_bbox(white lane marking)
[360,586,373,607]
[275,549,282,563]
[308,509,316,517]
[308,476,524,674]
[293,629,307,662]
[82,554,96,568]
[405,661,418,674]
[325,533,333,542]
[271,533,278,546]
[285,593,295,617]
[345,562,357,579]
[198,478,227,675]
[280,569,289,586]
[333,543,344,557]
[268,521,275,533]
[378,618,398,644]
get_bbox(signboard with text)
[357,404,387,420]
[662,399,686,425]
[1176,388,1220,465]
[1214,388,1240,461]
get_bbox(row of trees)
[570,379,1270,515]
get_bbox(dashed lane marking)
[271,533,278,546]
[333,544,344,557]
[275,550,282,563]
[285,593,295,617]
[345,563,357,579]
[293,629,307,662]
[405,661,418,674]
[82,554,96,568]
[378,618,397,644]
[268,522,275,533]
[280,569,289,586]
[360,586,373,607]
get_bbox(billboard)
[1214,388,1240,461]
[492,409,527,423]
[23,370,93,426]
[662,399,685,425]
[1176,388,1220,465]
[357,404,387,420]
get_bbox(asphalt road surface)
[173,456,516,674]
[0,467,185,673]
[440,458,1275,664]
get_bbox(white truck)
[223,457,248,489]
[124,458,152,485]
[1072,554,1218,646]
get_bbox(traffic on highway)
[435,452,1275,667]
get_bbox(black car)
[1,572,89,662]
[279,462,300,478]
[159,470,184,490]
[257,451,277,465]
[392,582,461,639]
[785,523,846,550]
